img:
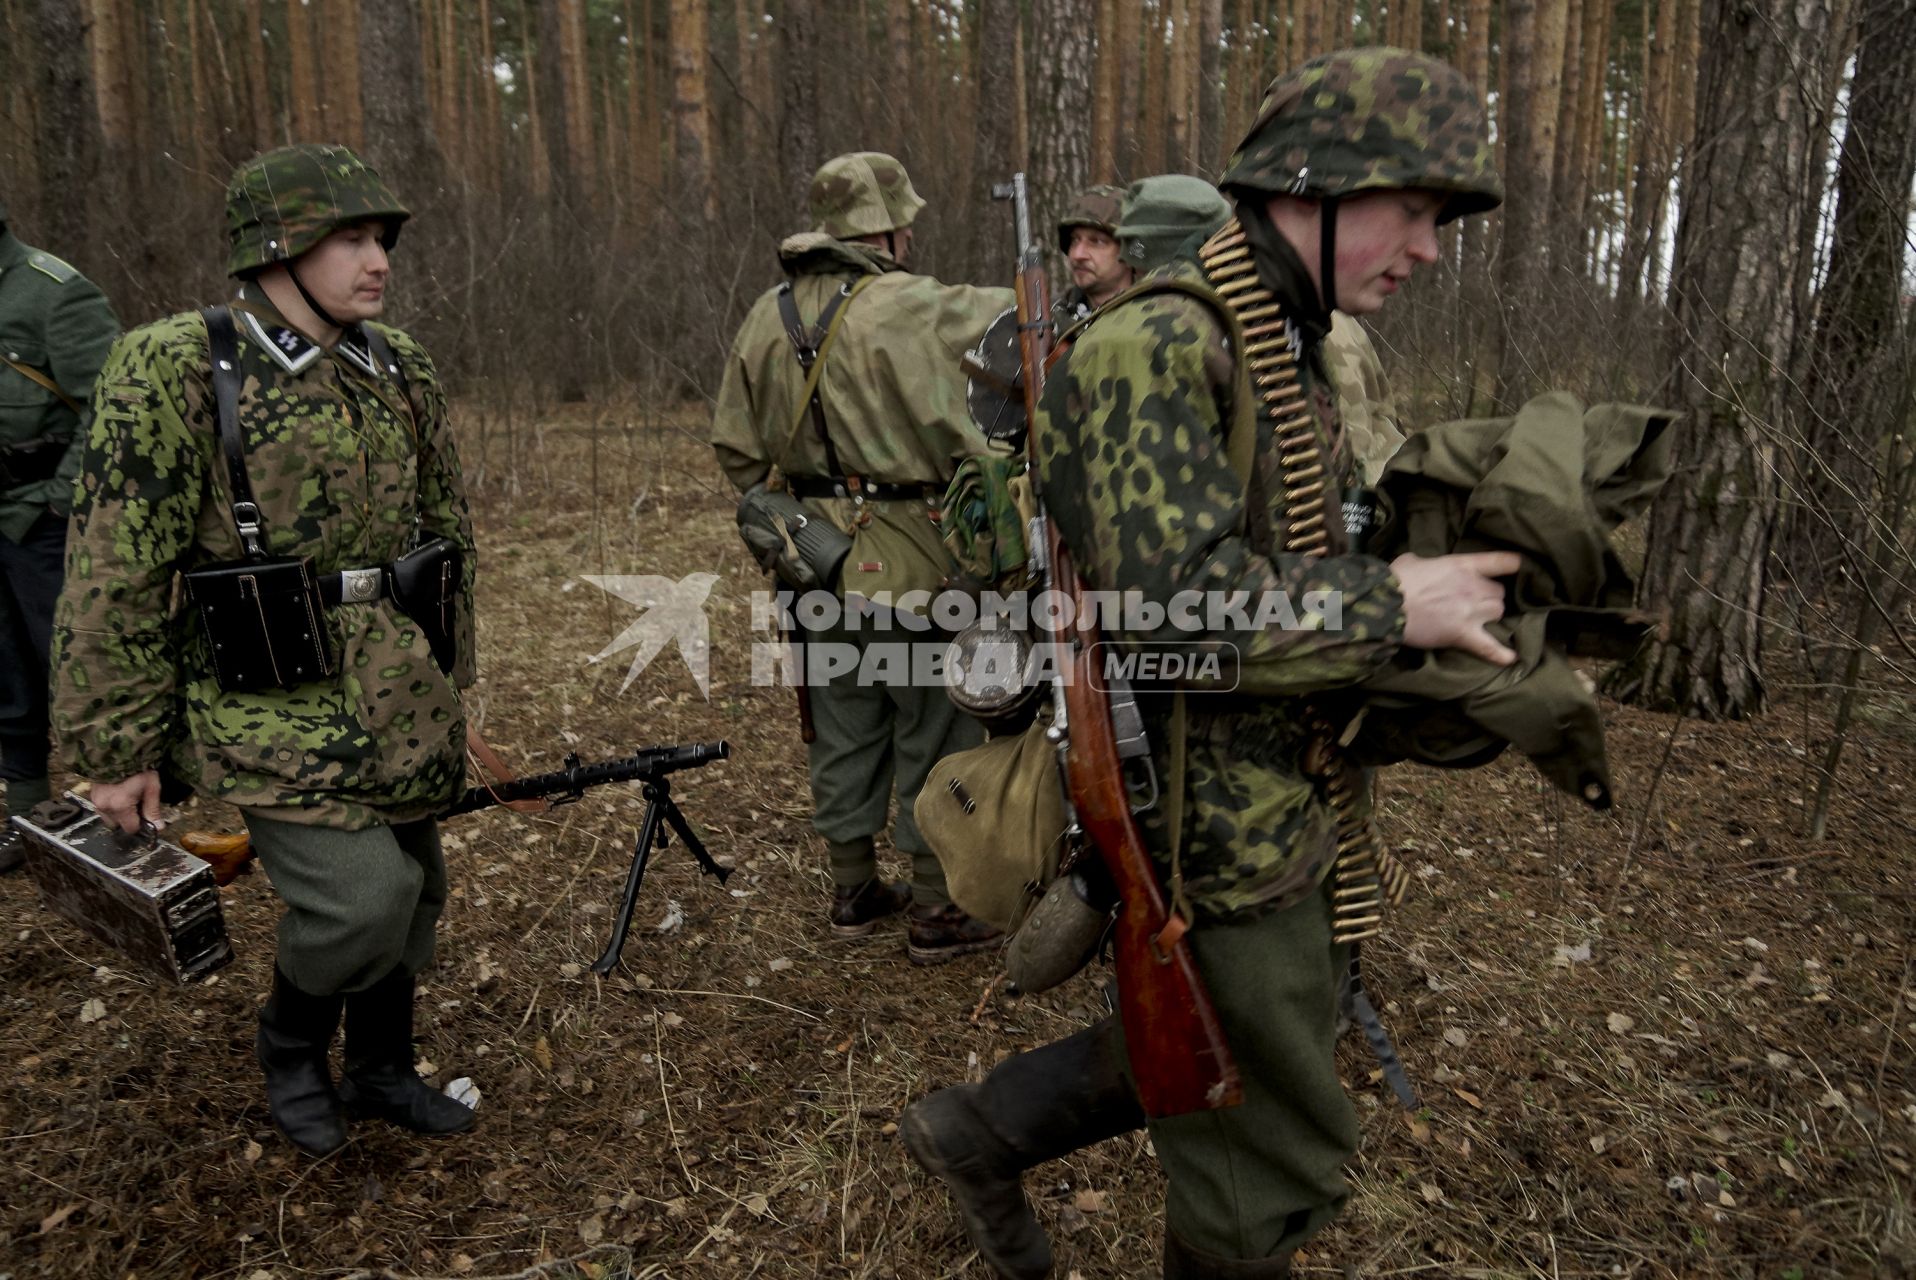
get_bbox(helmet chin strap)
[1318,196,1341,313]
[287,258,345,333]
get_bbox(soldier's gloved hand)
[1391,551,1522,666]
[90,770,165,835]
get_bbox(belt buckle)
[339,567,383,604]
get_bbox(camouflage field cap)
[225,143,411,277]
[1056,184,1124,252]
[1221,47,1502,223]
[1116,175,1232,271]
[809,152,926,239]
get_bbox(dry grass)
[2,409,1911,1279]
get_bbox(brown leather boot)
[906,902,1003,965]
[829,878,912,938]
[1162,1230,1293,1278]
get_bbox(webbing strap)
[0,356,81,413]
[776,274,877,477]
[201,306,264,557]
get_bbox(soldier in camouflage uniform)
[903,51,1517,1277]
[51,144,478,1156]
[1052,185,1129,328]
[711,153,1013,963]
[0,198,118,872]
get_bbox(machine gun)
[15,741,731,984]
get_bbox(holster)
[184,555,335,691]
[0,435,68,489]
[389,535,461,674]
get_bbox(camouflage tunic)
[1323,313,1404,484]
[51,289,476,829]
[1035,258,1406,918]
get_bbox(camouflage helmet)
[224,143,410,277]
[1056,184,1124,252]
[809,152,926,240]
[1116,176,1232,271]
[1221,47,1502,223]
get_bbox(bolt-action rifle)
[991,173,1240,1118]
[183,741,732,974]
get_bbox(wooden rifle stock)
[994,173,1240,1118]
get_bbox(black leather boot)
[338,967,475,1135]
[902,1017,1145,1279]
[256,967,348,1157]
[1162,1229,1293,1278]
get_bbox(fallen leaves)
[77,998,107,1024]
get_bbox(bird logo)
[582,572,719,697]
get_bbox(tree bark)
[32,0,102,255]
[779,0,821,212]
[1114,0,1142,178]
[1784,0,1916,581]
[669,0,715,219]
[359,0,443,194]
[284,0,323,141]
[1617,0,1837,718]
[1196,0,1223,173]
[1490,0,1570,405]
[1031,0,1094,239]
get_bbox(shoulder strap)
[358,323,412,405]
[775,273,877,475]
[201,305,266,557]
[0,356,82,414]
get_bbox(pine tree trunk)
[32,0,102,255]
[284,0,323,141]
[1092,0,1118,180]
[669,0,715,218]
[1114,0,1143,177]
[1785,0,1916,581]
[322,0,364,147]
[1142,3,1166,172]
[1490,0,1570,404]
[1617,0,1837,718]
[358,0,443,194]
[779,0,821,211]
[1031,0,1094,239]
[1196,0,1223,172]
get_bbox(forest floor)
[3,411,1913,1280]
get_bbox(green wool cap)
[809,152,926,240]
[224,143,410,277]
[1116,175,1232,271]
[1221,47,1502,223]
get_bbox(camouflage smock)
[1035,257,1406,919]
[711,234,1010,603]
[0,227,120,542]
[51,288,476,829]
[1323,313,1404,485]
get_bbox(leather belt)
[785,475,940,502]
[318,565,392,608]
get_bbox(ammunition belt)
[785,475,940,502]
[1197,222,1409,944]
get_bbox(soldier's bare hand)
[91,770,164,834]
[1391,551,1522,666]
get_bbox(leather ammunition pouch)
[389,535,461,675]
[736,481,853,590]
[184,555,335,691]
[914,715,1070,933]
[184,306,335,692]
[0,434,69,489]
